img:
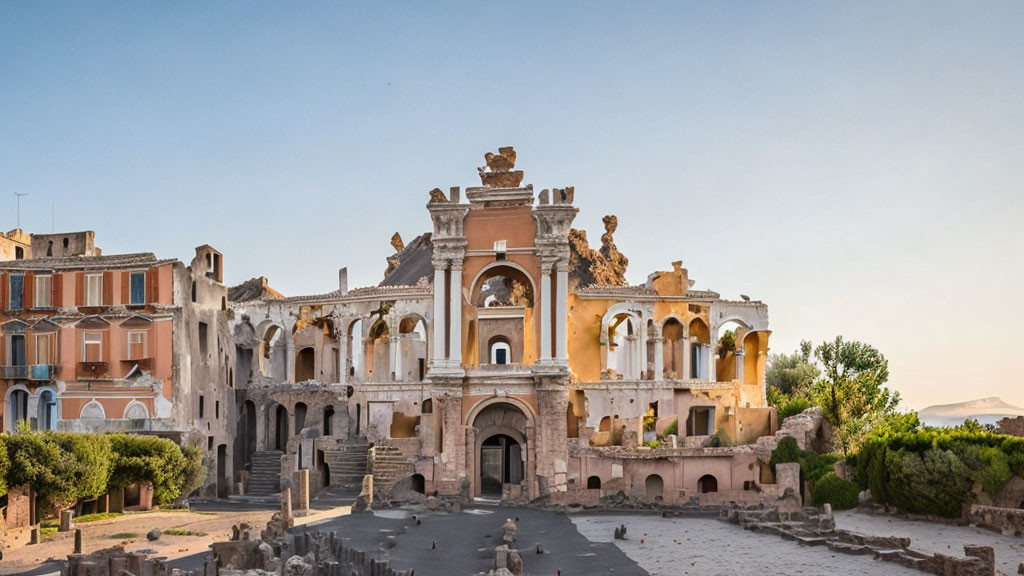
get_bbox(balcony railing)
[78,361,110,378]
[29,364,59,381]
[1,365,28,379]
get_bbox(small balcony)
[28,364,60,381]
[1,365,28,379]
[121,357,154,371]
[78,361,110,379]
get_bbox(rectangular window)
[34,275,52,308]
[9,274,24,310]
[83,332,102,362]
[126,331,147,360]
[85,274,102,306]
[34,334,52,364]
[10,334,26,366]
[199,395,205,418]
[130,272,146,305]
[198,322,208,356]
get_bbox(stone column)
[285,338,296,383]
[735,348,745,384]
[338,320,348,384]
[652,336,665,381]
[540,264,552,362]
[682,337,692,380]
[555,263,569,363]
[449,262,463,365]
[393,334,403,382]
[707,344,716,382]
[389,333,399,381]
[432,264,446,366]
[638,317,649,380]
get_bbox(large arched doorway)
[470,401,531,497]
[295,347,315,382]
[480,434,524,495]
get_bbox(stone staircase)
[248,450,283,495]
[369,443,415,498]
[324,438,370,489]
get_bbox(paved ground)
[836,511,1024,575]
[308,505,647,576]
[571,514,921,576]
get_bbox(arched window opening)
[471,265,534,367]
[275,404,288,451]
[645,474,664,500]
[38,390,58,430]
[587,476,601,490]
[366,319,390,382]
[715,320,747,382]
[323,405,335,436]
[294,402,307,434]
[259,326,284,379]
[698,474,718,493]
[295,347,315,382]
[688,318,710,380]
[489,336,511,365]
[607,313,638,379]
[421,398,433,414]
[8,389,29,431]
[397,316,428,381]
[662,318,685,380]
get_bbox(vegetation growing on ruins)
[3,431,205,513]
[811,473,860,510]
[769,437,857,509]
[767,336,901,455]
[851,426,1024,518]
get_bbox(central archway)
[468,399,533,498]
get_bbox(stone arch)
[698,474,718,493]
[123,400,149,419]
[587,476,601,490]
[467,398,535,498]
[257,323,287,380]
[397,313,428,381]
[365,318,390,382]
[662,316,686,380]
[5,384,30,432]
[34,384,60,430]
[469,261,537,307]
[688,317,711,380]
[645,473,664,500]
[295,346,315,382]
[80,399,106,420]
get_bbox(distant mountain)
[918,397,1024,428]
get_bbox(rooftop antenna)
[14,192,29,229]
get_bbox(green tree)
[812,336,898,455]
[767,340,820,397]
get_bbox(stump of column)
[295,469,310,513]
[59,509,75,532]
[74,528,83,554]
[281,486,293,527]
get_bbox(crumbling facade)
[229,148,777,506]
[0,231,235,497]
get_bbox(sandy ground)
[835,511,1024,575]
[571,514,921,576]
[0,509,274,575]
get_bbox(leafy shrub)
[811,472,860,510]
[6,432,77,509]
[708,428,732,448]
[47,433,113,501]
[109,434,188,505]
[179,446,207,499]
[0,435,9,497]
[777,397,814,423]
[769,437,801,475]
[769,436,843,491]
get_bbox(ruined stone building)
[230,148,776,505]
[0,231,235,497]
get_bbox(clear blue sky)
[2,2,1022,409]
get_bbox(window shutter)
[23,273,34,309]
[146,268,159,304]
[102,271,113,306]
[102,331,110,363]
[0,273,7,310]
[75,273,84,307]
[53,273,63,308]
[121,272,130,305]
[26,331,35,365]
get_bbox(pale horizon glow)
[1,2,1022,410]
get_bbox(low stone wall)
[722,504,997,576]
[967,504,1024,537]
